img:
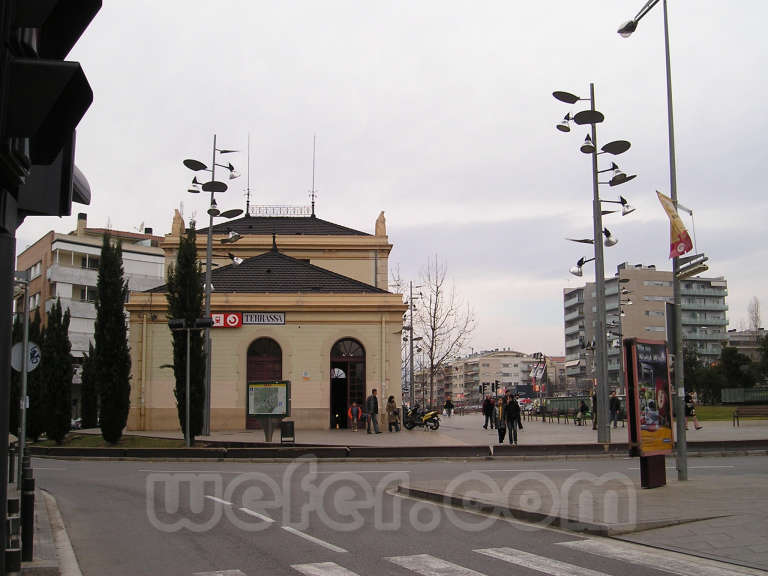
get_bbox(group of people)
[347,389,402,434]
[481,394,523,445]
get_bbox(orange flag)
[657,190,693,258]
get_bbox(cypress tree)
[166,223,205,443]
[41,299,72,444]
[26,310,45,442]
[94,232,131,444]
[81,342,98,428]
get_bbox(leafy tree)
[26,310,45,442]
[81,342,98,428]
[41,299,72,444]
[94,232,132,444]
[166,223,206,443]
[682,347,702,397]
[719,346,755,389]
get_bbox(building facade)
[563,262,729,393]
[126,210,405,431]
[15,214,165,416]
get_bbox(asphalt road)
[35,456,766,576]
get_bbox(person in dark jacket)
[609,391,620,428]
[495,396,507,444]
[365,389,381,434]
[591,390,598,430]
[482,395,495,429]
[507,396,521,445]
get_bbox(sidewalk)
[399,463,768,571]
[112,413,768,447]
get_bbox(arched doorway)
[246,338,282,429]
[330,339,365,429]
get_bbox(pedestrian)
[365,388,381,434]
[482,395,494,429]
[495,396,507,444]
[348,401,362,432]
[685,392,703,430]
[609,390,620,429]
[577,399,589,426]
[443,397,454,418]
[514,394,524,430]
[386,395,401,432]
[591,389,598,430]
[507,395,521,445]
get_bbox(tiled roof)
[199,215,370,236]
[148,247,387,294]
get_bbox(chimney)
[76,213,87,236]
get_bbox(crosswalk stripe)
[291,562,360,576]
[475,547,613,576]
[386,554,486,575]
[558,539,759,576]
[193,571,246,576]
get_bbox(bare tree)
[414,255,475,409]
[748,296,762,340]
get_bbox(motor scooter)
[403,404,440,430]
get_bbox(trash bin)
[280,419,295,445]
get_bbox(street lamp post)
[555,85,636,446]
[12,271,30,487]
[619,0,688,480]
[183,136,241,435]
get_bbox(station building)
[125,209,406,431]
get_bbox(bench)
[732,405,768,426]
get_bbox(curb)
[396,484,712,537]
[41,490,81,576]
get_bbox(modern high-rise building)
[563,262,728,393]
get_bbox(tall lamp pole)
[183,136,240,435]
[555,85,636,446]
[619,0,688,480]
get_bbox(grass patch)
[33,434,191,448]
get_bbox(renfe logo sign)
[211,313,242,328]
[212,312,286,327]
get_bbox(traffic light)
[168,319,187,330]
[1,0,101,228]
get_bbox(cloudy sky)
[16,1,767,356]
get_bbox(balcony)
[564,310,582,322]
[564,295,583,308]
[681,316,727,326]
[46,297,96,319]
[682,302,728,312]
[564,323,584,336]
[681,286,728,297]
[683,332,728,342]
[565,337,581,349]
[47,264,98,287]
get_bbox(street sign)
[11,342,41,373]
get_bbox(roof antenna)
[272,231,277,251]
[244,133,252,217]
[309,134,317,218]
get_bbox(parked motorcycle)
[403,405,440,430]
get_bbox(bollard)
[21,468,34,562]
[5,547,21,573]
[21,455,30,470]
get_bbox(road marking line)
[473,468,579,472]
[313,470,410,475]
[33,467,67,471]
[558,538,759,576]
[475,547,613,576]
[282,526,348,553]
[386,554,486,575]
[291,562,359,576]
[237,507,274,522]
[193,571,246,576]
[627,466,734,470]
[204,495,232,506]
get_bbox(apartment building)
[727,328,765,363]
[563,262,729,393]
[15,213,166,415]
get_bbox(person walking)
[577,399,589,426]
[507,395,521,445]
[365,389,381,434]
[495,396,507,444]
[591,389,598,430]
[348,401,362,432]
[443,397,454,418]
[482,395,494,429]
[386,395,401,432]
[609,390,620,429]
[685,392,703,430]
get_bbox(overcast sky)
[16,1,767,356]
